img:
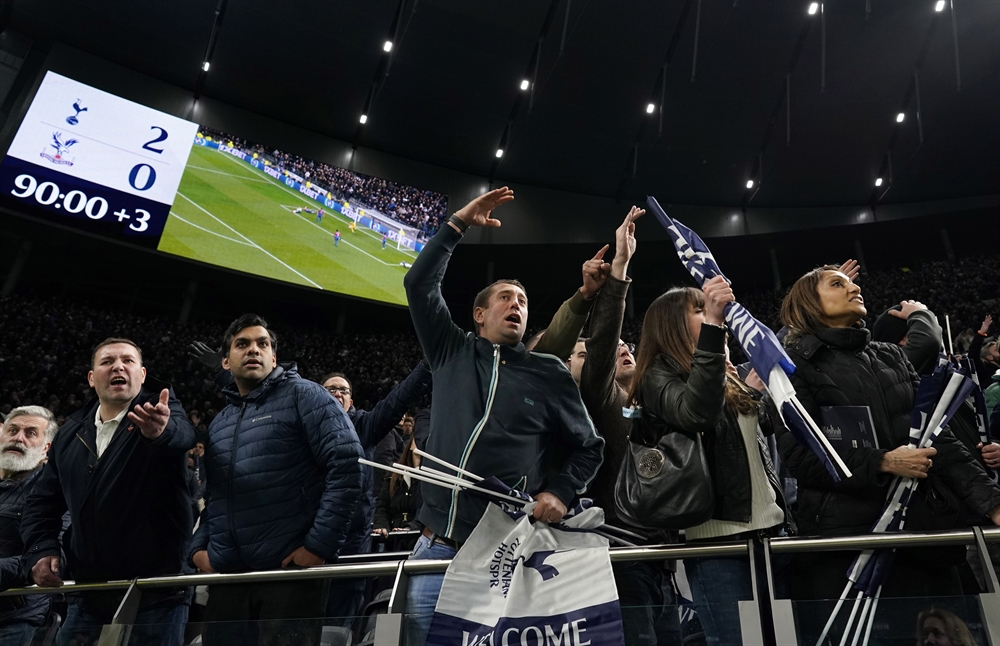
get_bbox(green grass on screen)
[157,144,415,305]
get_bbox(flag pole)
[838,591,865,646]
[414,447,484,481]
[815,580,854,646]
[945,314,954,355]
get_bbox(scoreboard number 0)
[128,163,157,191]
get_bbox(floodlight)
[496,148,504,158]
[646,103,655,114]
[808,3,819,15]
[359,114,368,124]
[520,80,530,91]
[383,40,393,52]
[896,112,905,123]
[935,0,945,11]
[875,177,883,187]
[202,62,210,72]
[746,180,754,189]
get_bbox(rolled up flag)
[647,196,851,482]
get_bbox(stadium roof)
[6,0,1000,209]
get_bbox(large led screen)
[0,72,448,305]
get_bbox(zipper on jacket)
[227,401,251,569]
[445,344,501,538]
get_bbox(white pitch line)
[169,212,255,246]
[175,192,323,289]
[212,149,419,258]
[280,204,403,268]
[188,164,271,183]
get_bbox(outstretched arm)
[404,188,515,370]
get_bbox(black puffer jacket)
[0,468,48,627]
[373,476,422,531]
[777,326,1000,536]
[638,324,784,525]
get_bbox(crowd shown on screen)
[0,188,998,646]
[198,126,448,238]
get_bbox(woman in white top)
[626,276,787,645]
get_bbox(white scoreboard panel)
[0,71,199,246]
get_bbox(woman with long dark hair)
[627,276,788,645]
[776,266,1000,623]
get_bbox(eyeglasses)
[618,341,636,354]
[326,386,351,395]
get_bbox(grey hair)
[3,406,59,442]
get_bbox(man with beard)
[0,406,57,644]
[189,314,363,646]
[21,338,197,646]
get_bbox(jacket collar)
[222,362,297,405]
[791,324,870,359]
[474,335,528,362]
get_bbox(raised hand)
[580,245,611,299]
[611,206,644,280]
[838,259,861,282]
[452,187,515,229]
[980,315,994,336]
[702,275,735,326]
[128,388,172,440]
[888,300,928,320]
[188,340,223,371]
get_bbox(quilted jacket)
[190,364,363,572]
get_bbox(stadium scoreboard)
[0,71,198,247]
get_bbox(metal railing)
[2,527,997,646]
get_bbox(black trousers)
[202,579,329,646]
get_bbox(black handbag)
[614,412,715,530]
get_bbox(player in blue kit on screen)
[334,229,340,247]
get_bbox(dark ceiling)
[8,0,1000,209]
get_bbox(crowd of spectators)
[197,126,448,238]
[3,253,995,434]
[0,293,427,430]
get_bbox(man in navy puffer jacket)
[190,314,363,646]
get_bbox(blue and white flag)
[818,361,979,646]
[646,196,851,482]
[426,503,624,646]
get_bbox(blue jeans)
[685,556,753,645]
[404,535,456,646]
[57,602,188,646]
[0,623,37,646]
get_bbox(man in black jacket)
[0,406,57,643]
[319,364,431,626]
[402,187,605,645]
[21,338,197,646]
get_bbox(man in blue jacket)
[22,338,197,646]
[0,406,57,644]
[190,314,363,646]
[402,187,605,644]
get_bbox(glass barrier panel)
[791,595,989,646]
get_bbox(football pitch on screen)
[157,144,416,305]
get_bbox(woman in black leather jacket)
[776,265,1000,603]
[373,438,423,551]
[628,276,787,645]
